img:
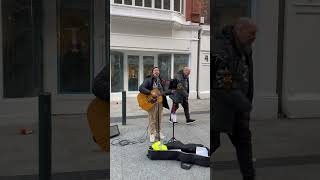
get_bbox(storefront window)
[174,54,189,75]
[143,56,154,78]
[135,0,142,6]
[111,52,124,92]
[124,0,132,5]
[128,55,139,91]
[174,0,180,12]
[58,0,92,93]
[158,54,171,80]
[114,0,122,4]
[155,0,161,9]
[163,0,170,10]
[144,0,152,7]
[2,0,42,98]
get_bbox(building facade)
[110,0,210,101]
[1,0,319,123]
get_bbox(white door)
[282,0,320,118]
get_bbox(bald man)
[169,67,196,124]
[212,17,257,180]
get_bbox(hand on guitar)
[151,91,159,97]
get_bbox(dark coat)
[169,70,189,103]
[212,26,254,133]
[139,75,172,109]
[92,66,108,101]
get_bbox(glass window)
[163,0,170,10]
[111,52,124,92]
[144,0,152,7]
[174,0,180,12]
[59,0,91,93]
[155,0,161,9]
[128,56,139,91]
[114,0,122,4]
[143,56,154,78]
[181,0,184,14]
[174,54,189,75]
[158,54,171,80]
[135,0,142,6]
[124,0,132,5]
[2,0,42,98]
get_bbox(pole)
[39,92,52,180]
[122,91,126,125]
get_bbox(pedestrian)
[169,67,196,124]
[211,17,257,180]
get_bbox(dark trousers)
[212,112,255,179]
[171,98,190,121]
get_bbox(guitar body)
[87,98,109,152]
[137,88,163,111]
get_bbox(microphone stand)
[168,104,178,143]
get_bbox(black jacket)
[212,26,254,133]
[92,66,108,101]
[139,75,171,109]
[169,70,189,103]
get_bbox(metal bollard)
[39,93,52,180]
[122,91,126,125]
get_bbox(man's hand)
[151,91,158,97]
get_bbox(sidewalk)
[110,112,210,180]
[0,114,109,179]
[212,118,320,180]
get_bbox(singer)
[139,67,173,143]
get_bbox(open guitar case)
[147,140,210,167]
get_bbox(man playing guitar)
[139,67,173,143]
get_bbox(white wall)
[198,25,210,99]
[282,0,320,118]
[251,0,279,120]
[110,19,204,100]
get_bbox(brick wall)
[200,0,210,24]
[186,0,210,24]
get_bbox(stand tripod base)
[168,120,178,143]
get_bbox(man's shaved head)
[234,17,257,45]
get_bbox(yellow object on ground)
[152,141,168,151]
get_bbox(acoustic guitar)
[137,88,163,111]
[87,97,109,152]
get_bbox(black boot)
[186,119,196,124]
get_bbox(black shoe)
[243,176,255,180]
[186,119,195,124]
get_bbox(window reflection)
[111,52,124,92]
[143,56,154,78]
[128,55,139,91]
[158,54,171,80]
[174,54,189,74]
[59,0,91,93]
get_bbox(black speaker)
[110,125,120,138]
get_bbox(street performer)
[139,67,173,143]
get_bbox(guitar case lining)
[147,141,210,167]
